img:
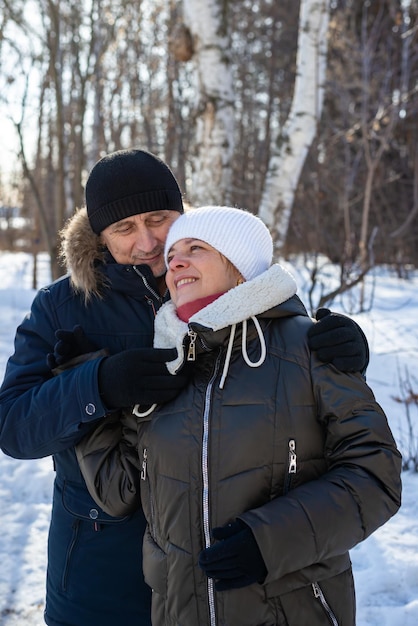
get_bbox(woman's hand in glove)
[198,519,267,591]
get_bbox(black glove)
[47,325,98,369]
[98,347,191,409]
[307,308,369,373]
[198,519,267,591]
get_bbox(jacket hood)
[59,208,107,302]
[154,263,300,377]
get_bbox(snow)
[0,251,417,625]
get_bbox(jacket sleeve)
[0,288,109,459]
[75,411,142,517]
[240,357,402,584]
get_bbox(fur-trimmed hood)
[154,264,298,380]
[59,208,107,302]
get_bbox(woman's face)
[166,238,242,308]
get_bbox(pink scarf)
[176,292,225,322]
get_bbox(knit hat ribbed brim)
[164,206,273,281]
[85,149,184,234]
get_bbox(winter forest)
[1,1,418,624]
[0,0,417,302]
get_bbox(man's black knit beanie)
[85,149,184,234]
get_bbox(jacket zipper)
[284,438,297,494]
[312,582,339,626]
[133,266,163,303]
[141,447,156,539]
[202,352,222,626]
[187,326,213,362]
[62,519,80,591]
[187,330,197,361]
[141,447,148,481]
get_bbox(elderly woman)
[77,206,401,626]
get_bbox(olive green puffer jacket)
[77,264,402,626]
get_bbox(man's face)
[100,210,180,277]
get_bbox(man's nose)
[134,227,158,252]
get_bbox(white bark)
[258,0,330,249]
[183,0,235,205]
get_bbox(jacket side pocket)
[142,526,168,596]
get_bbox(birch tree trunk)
[258,0,330,249]
[46,0,66,263]
[183,0,235,205]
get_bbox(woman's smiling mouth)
[176,277,197,288]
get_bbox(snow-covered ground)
[0,252,417,625]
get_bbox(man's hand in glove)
[198,519,267,591]
[307,308,369,373]
[98,347,191,409]
[47,325,100,370]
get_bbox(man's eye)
[147,217,165,227]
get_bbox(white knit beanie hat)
[164,206,273,281]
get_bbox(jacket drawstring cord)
[219,324,236,389]
[132,403,157,418]
[242,316,266,367]
[219,316,267,390]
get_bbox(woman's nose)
[168,253,189,269]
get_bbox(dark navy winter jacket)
[0,210,166,625]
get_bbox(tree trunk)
[258,0,330,249]
[183,0,235,205]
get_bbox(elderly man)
[0,149,368,626]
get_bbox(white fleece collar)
[154,264,297,375]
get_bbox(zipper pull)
[145,296,157,317]
[141,448,148,481]
[187,330,197,361]
[288,439,297,474]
